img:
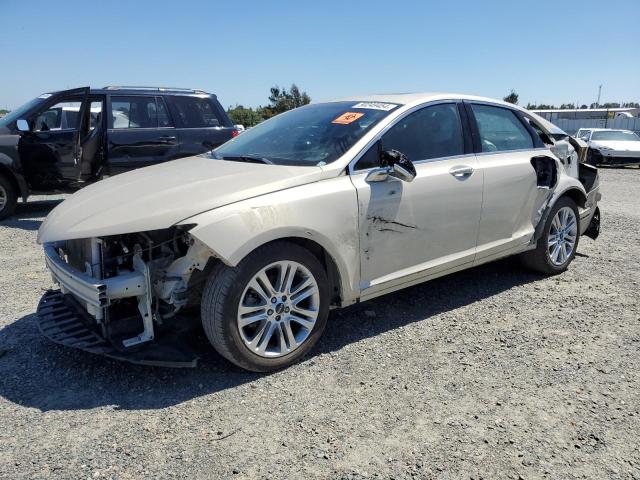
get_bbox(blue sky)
[1,0,638,110]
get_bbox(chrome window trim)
[475,147,549,157]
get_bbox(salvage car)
[576,128,640,166]
[0,86,237,219]
[36,93,601,372]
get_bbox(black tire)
[0,174,18,220]
[521,196,580,275]
[201,241,330,372]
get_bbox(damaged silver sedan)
[36,93,601,371]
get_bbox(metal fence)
[549,117,640,135]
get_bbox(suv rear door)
[106,95,180,175]
[166,94,235,156]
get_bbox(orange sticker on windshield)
[332,112,364,125]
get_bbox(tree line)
[502,89,639,110]
[227,84,311,127]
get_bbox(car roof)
[44,87,216,98]
[324,92,566,135]
[326,92,519,108]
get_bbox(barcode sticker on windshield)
[352,102,396,111]
[332,112,364,125]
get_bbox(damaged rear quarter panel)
[180,175,361,304]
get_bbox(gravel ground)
[0,169,639,479]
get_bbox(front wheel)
[0,174,18,220]
[201,241,330,372]
[521,197,580,274]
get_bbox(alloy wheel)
[547,206,578,266]
[0,185,6,210]
[237,261,320,358]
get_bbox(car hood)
[37,155,331,243]
[591,140,640,152]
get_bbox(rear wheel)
[521,197,580,274]
[201,241,330,372]
[0,174,18,220]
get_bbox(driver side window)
[34,98,82,132]
[354,103,465,170]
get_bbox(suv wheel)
[201,241,330,372]
[0,174,18,220]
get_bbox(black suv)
[0,86,237,218]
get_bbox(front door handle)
[449,165,474,178]
[159,135,177,143]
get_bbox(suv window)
[34,99,82,131]
[379,103,464,163]
[111,96,162,129]
[471,104,534,152]
[156,97,173,128]
[172,96,222,128]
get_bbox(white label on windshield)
[352,102,396,111]
[38,93,52,99]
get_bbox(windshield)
[213,101,400,166]
[591,130,640,142]
[0,97,45,128]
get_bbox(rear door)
[18,87,89,188]
[167,94,234,156]
[106,95,180,175]
[466,102,549,263]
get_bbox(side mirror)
[383,149,416,183]
[364,149,416,183]
[16,119,30,132]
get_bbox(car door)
[466,102,549,263]
[106,95,180,175]
[18,87,89,188]
[168,95,235,155]
[350,102,483,299]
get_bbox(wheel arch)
[0,160,28,201]
[190,226,355,308]
[559,187,587,209]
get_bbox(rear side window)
[379,103,464,162]
[156,97,173,127]
[110,96,173,129]
[172,96,222,128]
[471,104,534,152]
[111,96,158,129]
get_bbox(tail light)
[231,129,240,138]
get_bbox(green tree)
[262,84,311,118]
[227,104,263,127]
[503,89,519,105]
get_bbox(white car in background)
[576,128,640,166]
[36,93,601,372]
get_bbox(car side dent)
[181,175,361,305]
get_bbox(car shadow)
[0,258,543,412]
[0,199,63,231]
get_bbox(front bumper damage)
[37,290,200,367]
[38,234,213,367]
